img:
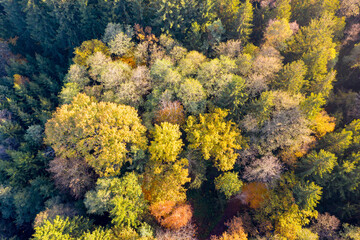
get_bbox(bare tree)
[242,155,283,183]
[311,213,341,240]
[48,157,97,199]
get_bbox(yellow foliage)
[185,108,243,171]
[144,123,190,203]
[73,39,110,66]
[310,111,336,138]
[45,93,147,177]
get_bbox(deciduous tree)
[45,93,147,177]
[185,108,243,171]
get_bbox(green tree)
[273,60,308,94]
[287,14,344,97]
[177,78,207,115]
[85,172,147,228]
[294,181,322,212]
[214,172,243,199]
[109,32,134,56]
[237,0,253,42]
[270,0,292,21]
[213,0,240,37]
[197,56,237,98]
[32,216,93,240]
[298,150,338,179]
[291,0,341,26]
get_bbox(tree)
[197,56,237,98]
[273,60,308,94]
[291,0,341,26]
[109,32,134,56]
[310,110,336,138]
[258,108,313,155]
[150,0,200,41]
[148,122,183,164]
[287,14,344,97]
[84,172,146,228]
[63,54,151,108]
[212,0,240,37]
[33,199,79,228]
[214,172,243,199]
[177,78,207,115]
[150,58,182,90]
[185,108,243,171]
[32,216,93,240]
[340,223,360,240]
[242,182,269,209]
[344,43,360,70]
[214,39,242,59]
[210,216,248,240]
[25,0,57,56]
[298,150,337,179]
[320,129,353,155]
[293,181,322,212]
[339,0,360,18]
[242,155,283,183]
[73,39,110,66]
[270,0,291,21]
[45,93,147,177]
[214,75,248,121]
[297,228,319,240]
[143,122,190,203]
[150,201,193,230]
[238,0,253,42]
[48,157,97,199]
[263,18,293,51]
[155,101,186,126]
[80,227,113,240]
[254,174,318,240]
[156,223,197,240]
[246,46,283,95]
[178,51,206,77]
[311,213,340,239]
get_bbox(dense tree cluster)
[0,0,360,239]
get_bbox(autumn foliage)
[150,201,193,230]
[242,182,269,209]
[211,216,248,240]
[155,101,186,126]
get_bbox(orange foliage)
[161,204,193,230]
[150,201,193,230]
[8,36,19,46]
[242,182,269,209]
[150,201,177,222]
[13,74,29,86]
[120,56,136,68]
[134,24,158,43]
[114,55,137,68]
[155,101,186,126]
[211,216,248,240]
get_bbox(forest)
[0,0,360,239]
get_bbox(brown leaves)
[242,182,269,209]
[155,101,186,126]
[48,157,97,199]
